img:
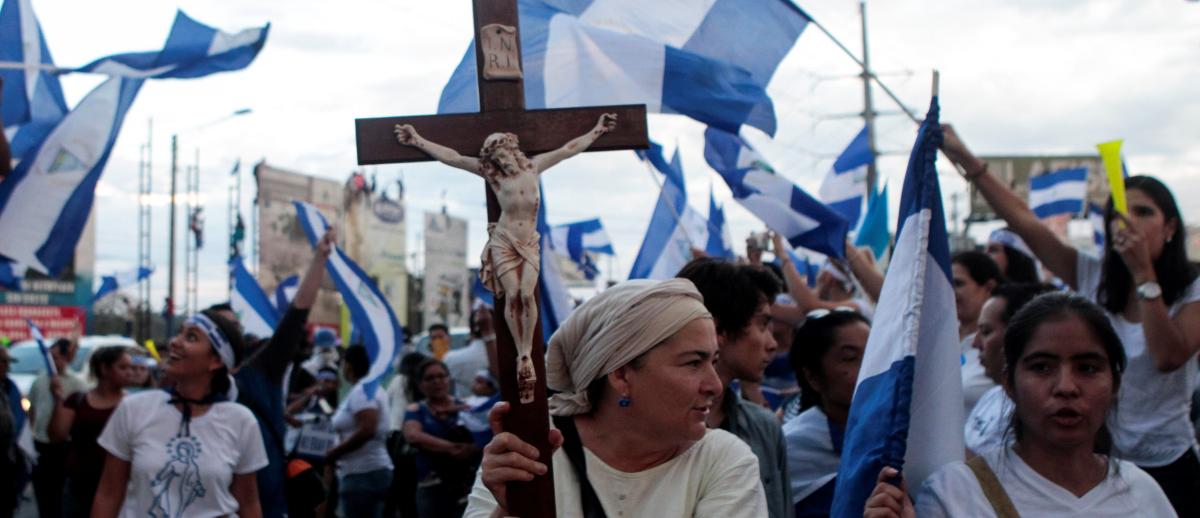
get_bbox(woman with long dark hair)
[326,344,393,518]
[403,357,477,517]
[941,125,1200,514]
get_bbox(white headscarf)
[546,278,711,416]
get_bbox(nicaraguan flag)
[0,0,69,164]
[438,0,809,136]
[229,256,279,339]
[854,184,890,260]
[0,257,23,290]
[831,97,963,517]
[819,127,872,227]
[294,201,402,398]
[774,247,820,288]
[703,127,849,259]
[1029,167,1087,219]
[550,218,614,280]
[92,265,154,304]
[273,274,300,315]
[0,76,143,276]
[76,10,269,79]
[27,319,56,376]
[472,275,495,310]
[1089,202,1106,250]
[538,183,575,338]
[630,142,712,279]
[705,187,735,259]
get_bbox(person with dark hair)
[943,125,1200,514]
[866,293,1176,517]
[985,228,1041,283]
[47,346,133,517]
[93,309,268,517]
[28,336,83,518]
[953,250,1005,417]
[326,344,392,518]
[965,283,1057,456]
[445,305,494,399]
[0,345,26,514]
[403,357,476,517]
[783,308,870,518]
[428,323,451,359]
[677,257,793,518]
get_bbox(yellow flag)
[144,339,161,361]
[1097,140,1126,215]
[340,300,351,348]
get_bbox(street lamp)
[166,108,252,338]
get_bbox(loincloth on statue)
[479,223,541,296]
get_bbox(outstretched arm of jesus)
[394,124,482,177]
[532,113,617,173]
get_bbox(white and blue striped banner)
[819,126,871,227]
[228,256,278,339]
[705,187,735,259]
[439,0,809,136]
[538,183,575,338]
[273,274,300,315]
[1029,167,1087,219]
[703,127,849,259]
[630,142,712,279]
[92,265,154,304]
[0,0,69,164]
[832,97,963,517]
[550,218,613,280]
[294,201,401,398]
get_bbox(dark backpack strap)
[552,415,607,518]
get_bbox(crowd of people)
[1,121,1198,518]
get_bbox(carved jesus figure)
[395,113,617,403]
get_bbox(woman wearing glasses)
[403,357,477,517]
[782,307,869,518]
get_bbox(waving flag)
[1029,167,1087,219]
[820,127,872,226]
[76,10,269,79]
[439,0,809,136]
[703,127,849,259]
[831,97,963,517]
[229,256,278,338]
[0,258,22,290]
[472,275,495,310]
[630,142,712,279]
[1089,202,1106,251]
[92,265,154,304]
[775,247,820,288]
[294,201,401,398]
[27,319,56,376]
[854,185,890,260]
[0,0,69,164]
[706,188,735,259]
[550,218,614,280]
[538,183,575,338]
[273,274,300,314]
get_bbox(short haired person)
[677,257,793,518]
[326,344,392,518]
[465,279,766,517]
[865,294,1176,518]
[428,323,451,360]
[953,250,1005,416]
[28,337,85,518]
[93,309,269,517]
[942,125,1200,514]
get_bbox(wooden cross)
[355,2,648,516]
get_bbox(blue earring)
[618,394,631,408]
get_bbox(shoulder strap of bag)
[966,455,1021,518]
[552,415,607,518]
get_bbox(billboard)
[423,212,470,329]
[343,174,408,326]
[968,155,1109,222]
[0,305,86,342]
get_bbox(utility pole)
[167,135,178,339]
[860,0,879,195]
[136,119,152,342]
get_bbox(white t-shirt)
[385,374,409,432]
[1077,253,1200,466]
[464,428,766,518]
[915,446,1177,517]
[965,385,1013,455]
[961,333,997,418]
[444,339,490,399]
[332,381,393,477]
[97,390,269,518]
[782,406,840,503]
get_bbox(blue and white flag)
[1089,202,1106,250]
[273,274,299,315]
[630,142,711,279]
[1029,167,1087,219]
[294,201,402,398]
[472,275,495,310]
[705,187,735,259]
[439,0,809,136]
[538,183,575,338]
[550,218,613,280]
[819,127,872,227]
[0,0,69,164]
[775,247,820,288]
[831,97,963,518]
[229,256,278,339]
[76,10,269,79]
[0,76,143,276]
[92,265,154,304]
[26,319,55,376]
[0,257,22,290]
[854,184,890,260]
[703,127,849,259]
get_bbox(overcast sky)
[26,0,1200,309]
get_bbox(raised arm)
[532,113,616,173]
[395,124,482,177]
[941,124,1078,287]
[845,241,884,303]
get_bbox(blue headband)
[187,314,235,371]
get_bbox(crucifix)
[355,1,648,516]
